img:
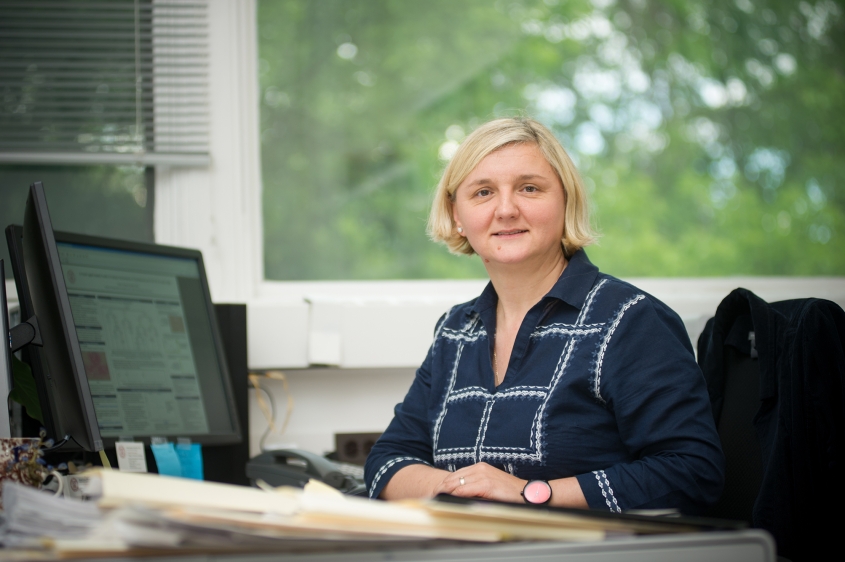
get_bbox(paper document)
[1,469,737,559]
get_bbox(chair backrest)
[698,289,845,561]
[704,342,764,523]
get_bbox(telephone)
[245,448,367,496]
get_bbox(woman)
[364,117,724,513]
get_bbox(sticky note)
[150,442,182,477]
[175,442,204,480]
[115,441,147,473]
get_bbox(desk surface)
[84,529,774,562]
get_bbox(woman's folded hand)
[433,462,526,503]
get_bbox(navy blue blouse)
[364,250,725,513]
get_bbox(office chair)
[697,288,845,562]
[698,311,763,524]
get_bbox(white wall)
[247,368,416,457]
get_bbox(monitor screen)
[57,241,234,439]
[7,182,241,451]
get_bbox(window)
[0,166,154,278]
[0,0,209,277]
[257,0,843,280]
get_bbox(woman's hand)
[433,462,526,503]
[383,462,589,508]
[432,463,590,508]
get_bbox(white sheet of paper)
[115,442,148,473]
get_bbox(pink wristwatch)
[521,480,552,505]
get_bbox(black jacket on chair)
[697,288,845,561]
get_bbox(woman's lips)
[494,229,528,236]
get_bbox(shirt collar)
[470,249,600,315]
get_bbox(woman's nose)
[496,190,518,219]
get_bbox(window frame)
[69,1,845,370]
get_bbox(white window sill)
[245,276,845,370]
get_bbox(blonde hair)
[427,117,596,257]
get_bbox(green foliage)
[258,0,844,280]
[9,355,43,424]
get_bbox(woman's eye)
[523,185,538,193]
[476,188,492,197]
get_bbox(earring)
[457,227,463,234]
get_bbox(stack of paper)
[0,482,102,548]
[1,469,729,558]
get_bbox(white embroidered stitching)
[530,338,577,460]
[447,389,546,402]
[481,451,542,461]
[430,307,458,362]
[434,450,545,463]
[594,470,621,513]
[508,385,551,391]
[593,294,645,403]
[432,333,468,450]
[475,401,494,462]
[494,390,547,400]
[440,327,488,343]
[576,278,607,325]
[447,386,489,399]
[530,325,603,339]
[434,451,478,462]
[593,471,613,512]
[432,306,456,345]
[529,402,542,449]
[444,338,578,465]
[369,456,431,498]
[431,277,627,470]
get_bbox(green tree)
[257,0,844,280]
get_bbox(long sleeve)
[364,317,446,499]
[573,296,725,514]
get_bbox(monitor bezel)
[1,260,14,438]
[8,213,242,450]
[23,182,103,451]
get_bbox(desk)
[83,530,775,562]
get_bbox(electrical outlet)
[334,432,382,466]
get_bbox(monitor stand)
[2,258,44,440]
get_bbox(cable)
[257,382,275,451]
[48,470,64,497]
[41,435,70,453]
[249,370,294,451]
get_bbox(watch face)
[523,480,552,504]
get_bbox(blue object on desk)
[150,442,182,477]
[176,442,204,480]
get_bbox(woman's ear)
[451,199,464,236]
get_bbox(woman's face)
[452,143,566,269]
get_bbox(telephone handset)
[245,448,367,496]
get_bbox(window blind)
[0,0,209,166]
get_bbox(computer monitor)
[7,182,241,452]
[5,228,60,443]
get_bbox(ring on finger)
[459,476,465,486]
